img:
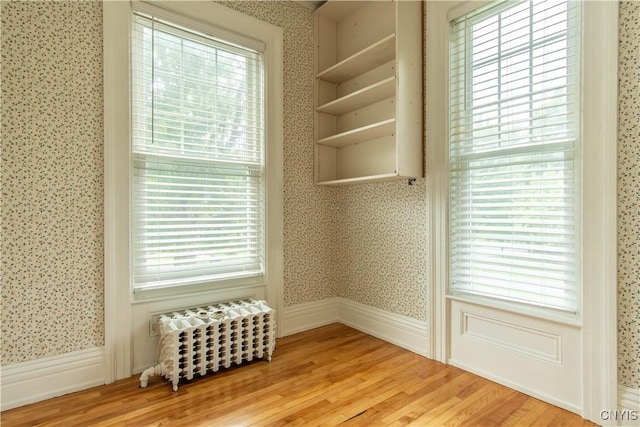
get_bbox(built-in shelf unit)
[313,0,423,186]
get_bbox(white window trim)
[104,1,283,382]
[426,0,617,421]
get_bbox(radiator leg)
[139,363,165,388]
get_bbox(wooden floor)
[1,324,595,426]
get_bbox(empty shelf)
[317,34,396,84]
[316,118,395,148]
[317,77,396,115]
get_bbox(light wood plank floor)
[1,324,596,426]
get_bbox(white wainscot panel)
[449,299,582,414]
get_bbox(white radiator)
[139,299,276,391]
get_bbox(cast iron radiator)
[139,299,275,391]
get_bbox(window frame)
[446,0,583,314]
[129,8,268,295]
[104,0,283,381]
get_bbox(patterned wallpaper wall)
[336,181,428,322]
[617,1,639,389]
[1,1,104,364]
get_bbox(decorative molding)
[103,0,134,383]
[337,298,430,357]
[425,0,451,366]
[449,300,582,415]
[281,298,429,357]
[619,385,640,426]
[581,1,619,423]
[280,298,340,336]
[0,347,105,411]
[461,311,562,364]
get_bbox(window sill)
[132,277,266,304]
[447,294,583,328]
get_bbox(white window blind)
[131,12,265,291]
[448,0,581,312]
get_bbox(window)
[104,0,283,379]
[448,0,581,312]
[127,4,279,295]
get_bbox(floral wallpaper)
[1,1,104,364]
[336,180,429,322]
[617,0,640,389]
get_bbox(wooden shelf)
[315,1,366,20]
[314,1,422,185]
[317,118,395,148]
[317,77,396,115]
[316,34,396,84]
[315,173,401,186]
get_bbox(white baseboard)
[280,297,340,336]
[618,385,640,427]
[1,347,106,411]
[280,297,430,358]
[337,298,430,357]
[619,384,640,411]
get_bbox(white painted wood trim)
[281,298,429,358]
[619,385,640,412]
[338,298,430,357]
[425,1,450,364]
[0,347,105,411]
[618,385,640,427]
[280,298,340,336]
[103,0,133,384]
[296,1,322,12]
[581,1,619,423]
[260,7,284,339]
